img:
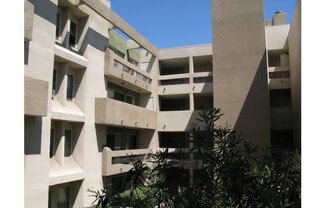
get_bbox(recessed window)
[58,187,70,208]
[69,21,77,47]
[64,130,72,157]
[50,129,54,158]
[67,74,74,100]
[113,91,124,102]
[52,70,57,98]
[56,13,61,39]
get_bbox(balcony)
[159,110,204,131]
[102,147,152,176]
[268,66,291,89]
[158,72,213,95]
[95,98,157,129]
[105,49,152,93]
[25,76,49,117]
[24,0,34,41]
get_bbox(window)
[269,71,290,79]
[48,190,52,208]
[52,70,57,98]
[69,21,77,47]
[58,187,70,208]
[67,74,74,100]
[271,129,293,149]
[50,129,54,158]
[64,130,72,157]
[270,89,291,107]
[56,13,61,39]
[113,91,124,102]
[106,129,138,150]
[126,95,133,104]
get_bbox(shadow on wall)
[80,27,109,54]
[233,52,271,148]
[28,0,57,25]
[25,116,43,155]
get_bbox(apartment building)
[24,0,301,207]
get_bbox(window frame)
[69,20,78,48]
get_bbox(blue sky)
[111,0,296,48]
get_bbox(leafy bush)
[90,108,301,208]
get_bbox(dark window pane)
[106,133,115,150]
[64,130,72,157]
[270,89,291,107]
[271,129,293,149]
[50,129,54,158]
[126,96,133,104]
[69,22,77,46]
[56,13,61,38]
[52,70,57,92]
[113,91,124,102]
[67,74,74,100]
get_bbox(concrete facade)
[24,0,301,207]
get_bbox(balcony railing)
[95,98,157,129]
[102,147,152,176]
[105,49,152,93]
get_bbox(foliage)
[90,108,301,208]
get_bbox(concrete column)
[55,122,65,166]
[212,0,270,148]
[57,63,68,107]
[189,56,194,83]
[190,93,194,111]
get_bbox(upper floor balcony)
[268,66,291,89]
[105,49,152,93]
[95,98,157,129]
[102,147,152,176]
[24,76,49,117]
[158,72,213,95]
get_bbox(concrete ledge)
[102,147,152,176]
[51,100,85,122]
[158,83,213,95]
[158,110,204,131]
[159,45,212,60]
[105,49,152,93]
[95,98,157,129]
[49,158,85,186]
[54,44,88,68]
[82,0,158,56]
[25,76,49,117]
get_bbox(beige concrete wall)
[288,0,301,151]
[24,0,57,207]
[95,98,157,129]
[266,24,290,51]
[212,0,270,148]
[24,0,34,40]
[24,77,49,117]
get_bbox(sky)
[111,0,296,48]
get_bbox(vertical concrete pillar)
[212,0,270,148]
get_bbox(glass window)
[58,187,70,208]
[52,70,57,93]
[126,95,133,104]
[113,91,124,102]
[50,129,54,158]
[56,13,61,38]
[64,130,72,157]
[67,74,74,100]
[69,21,77,47]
